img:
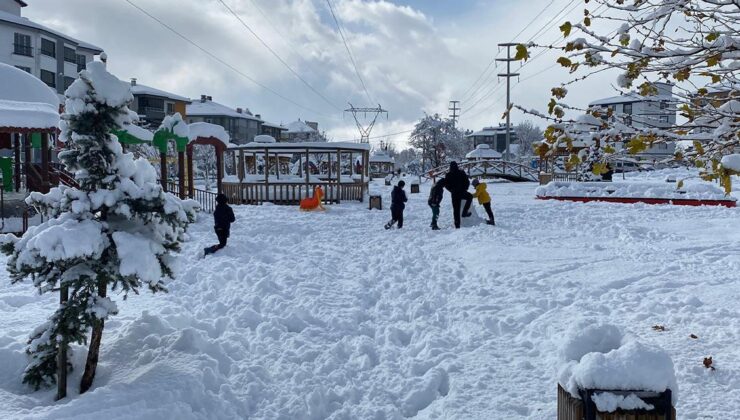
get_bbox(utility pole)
[496,43,520,161]
[448,100,460,128]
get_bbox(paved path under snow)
[0,177,738,419]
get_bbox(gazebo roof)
[370,151,395,163]
[229,141,371,154]
[466,144,502,159]
[0,63,59,131]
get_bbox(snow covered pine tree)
[0,62,197,398]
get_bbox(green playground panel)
[0,157,12,192]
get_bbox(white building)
[186,95,263,145]
[0,0,103,95]
[589,82,676,159]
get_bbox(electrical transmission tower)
[345,103,388,143]
[496,43,520,161]
[448,100,460,128]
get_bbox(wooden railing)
[424,159,539,182]
[552,172,580,182]
[49,162,78,188]
[222,182,364,205]
[192,188,217,213]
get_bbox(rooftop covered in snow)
[285,120,317,133]
[186,98,262,121]
[466,144,502,160]
[0,9,103,52]
[0,63,59,131]
[130,81,190,103]
[229,141,370,153]
[370,150,395,163]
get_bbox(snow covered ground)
[1,170,738,419]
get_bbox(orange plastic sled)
[299,186,325,211]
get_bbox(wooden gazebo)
[224,141,371,205]
[369,150,395,178]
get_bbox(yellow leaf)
[584,17,591,27]
[707,53,722,67]
[693,141,705,155]
[627,137,647,154]
[547,98,557,115]
[553,107,565,119]
[514,44,529,61]
[551,87,568,99]
[603,145,616,154]
[706,32,719,42]
[674,151,683,161]
[557,57,572,68]
[639,82,658,96]
[592,162,607,175]
[560,21,572,38]
[676,180,684,189]
[674,67,690,81]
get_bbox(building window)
[624,116,632,126]
[15,66,31,73]
[64,47,76,63]
[659,115,670,123]
[659,101,668,110]
[623,103,632,114]
[63,76,75,90]
[166,103,174,114]
[40,69,56,88]
[76,54,87,72]
[40,38,56,57]
[13,33,32,56]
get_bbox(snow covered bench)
[536,181,736,208]
[557,324,677,420]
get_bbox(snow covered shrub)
[0,62,197,393]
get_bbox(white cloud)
[25,0,622,149]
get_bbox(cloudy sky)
[25,0,622,148]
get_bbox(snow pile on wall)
[558,323,678,409]
[188,122,230,145]
[158,113,189,138]
[253,134,276,143]
[536,181,734,201]
[721,154,740,172]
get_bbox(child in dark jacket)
[204,194,236,255]
[428,179,445,230]
[385,180,408,229]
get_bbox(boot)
[431,222,440,230]
[384,221,394,230]
[462,212,472,218]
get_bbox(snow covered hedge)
[536,181,735,201]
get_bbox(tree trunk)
[79,280,107,394]
[56,285,69,401]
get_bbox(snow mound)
[559,324,678,404]
[721,154,740,172]
[536,181,733,201]
[253,134,276,143]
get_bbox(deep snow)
[1,171,739,419]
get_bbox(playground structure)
[369,149,395,178]
[0,64,62,232]
[424,159,539,183]
[223,141,371,205]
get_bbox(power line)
[326,0,374,105]
[457,0,559,103]
[122,0,336,119]
[217,0,342,111]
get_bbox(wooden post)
[216,146,223,195]
[360,150,366,202]
[238,149,244,182]
[305,149,310,186]
[264,148,269,184]
[23,134,30,191]
[160,151,168,192]
[275,153,280,180]
[56,285,68,401]
[13,133,20,192]
[186,146,194,198]
[178,151,185,199]
[327,152,332,182]
[40,133,49,191]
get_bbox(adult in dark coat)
[205,194,236,255]
[444,161,473,229]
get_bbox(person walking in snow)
[385,180,408,229]
[471,179,495,225]
[428,178,445,230]
[204,194,235,256]
[444,161,473,229]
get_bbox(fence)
[222,182,364,205]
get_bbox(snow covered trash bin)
[557,323,677,420]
